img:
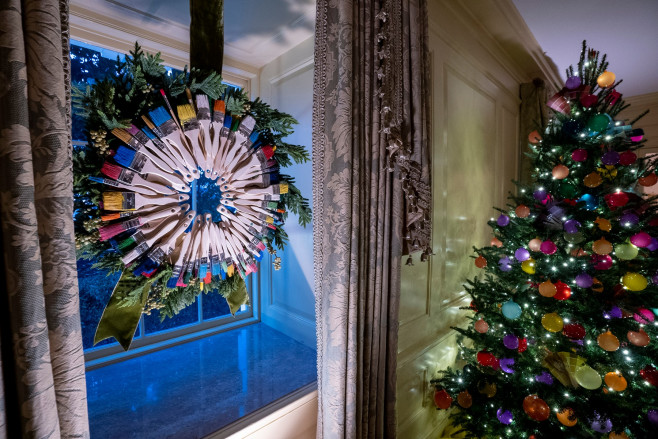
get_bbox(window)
[73,40,255,361]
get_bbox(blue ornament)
[501,300,522,320]
[578,194,598,210]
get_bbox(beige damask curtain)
[0,0,90,437]
[313,0,430,437]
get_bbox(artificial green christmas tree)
[431,42,658,438]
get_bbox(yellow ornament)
[597,165,618,180]
[542,312,564,332]
[622,272,648,291]
[583,172,603,188]
[521,258,536,274]
[574,364,602,389]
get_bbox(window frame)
[69,12,265,369]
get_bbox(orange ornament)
[592,238,613,255]
[591,277,604,292]
[552,164,569,179]
[598,331,620,351]
[528,130,542,144]
[604,371,627,391]
[584,172,603,188]
[522,394,550,421]
[538,280,557,297]
[515,204,531,218]
[556,407,578,427]
[457,390,473,408]
[627,328,650,347]
[528,238,542,252]
[609,432,630,439]
[595,217,612,232]
[491,237,503,248]
[475,255,487,268]
[639,173,658,187]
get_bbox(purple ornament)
[575,273,593,288]
[648,238,658,252]
[620,212,639,226]
[566,76,582,89]
[497,409,513,425]
[497,214,510,227]
[499,358,515,373]
[533,188,548,201]
[648,409,658,426]
[604,306,623,320]
[499,256,513,272]
[590,414,612,433]
[515,248,530,262]
[631,232,652,248]
[571,149,588,162]
[601,150,620,165]
[503,334,519,349]
[535,371,554,385]
[563,219,581,234]
[653,272,658,284]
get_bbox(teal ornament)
[587,113,612,134]
[502,300,522,320]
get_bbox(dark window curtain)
[0,0,90,437]
[518,78,548,185]
[312,0,430,437]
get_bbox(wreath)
[73,44,311,349]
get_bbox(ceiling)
[511,0,658,97]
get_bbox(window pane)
[202,290,233,320]
[144,297,200,334]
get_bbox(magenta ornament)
[571,149,588,162]
[619,150,637,165]
[580,93,598,108]
[630,232,652,248]
[575,273,593,288]
[592,254,613,270]
[515,248,530,261]
[540,240,557,255]
[497,409,513,425]
[499,358,515,373]
[634,308,655,324]
[601,150,620,165]
[503,334,519,349]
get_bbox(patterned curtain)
[518,78,548,185]
[313,0,430,437]
[0,0,90,437]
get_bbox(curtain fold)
[0,0,90,437]
[313,0,430,437]
[518,78,548,185]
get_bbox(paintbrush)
[179,218,204,286]
[113,145,189,192]
[166,230,194,288]
[115,218,170,252]
[102,191,189,211]
[148,105,199,178]
[194,95,214,178]
[222,190,281,202]
[141,117,194,182]
[98,205,183,241]
[100,162,178,195]
[132,210,195,276]
[112,126,179,175]
[100,203,171,222]
[220,116,256,174]
[212,114,236,176]
[89,176,157,196]
[207,222,224,278]
[207,100,227,179]
[122,212,193,265]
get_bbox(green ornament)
[563,231,585,244]
[587,114,611,133]
[559,183,579,199]
[615,242,639,260]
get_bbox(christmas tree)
[431,42,658,438]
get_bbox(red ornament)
[605,192,629,209]
[477,351,497,368]
[553,281,572,301]
[619,150,637,165]
[640,365,658,387]
[518,337,528,353]
[523,394,550,421]
[469,301,478,312]
[639,173,658,187]
[650,217,658,227]
[562,323,586,339]
[434,389,453,409]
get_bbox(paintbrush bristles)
[111,128,132,144]
[214,100,225,113]
[102,192,129,210]
[177,104,196,123]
